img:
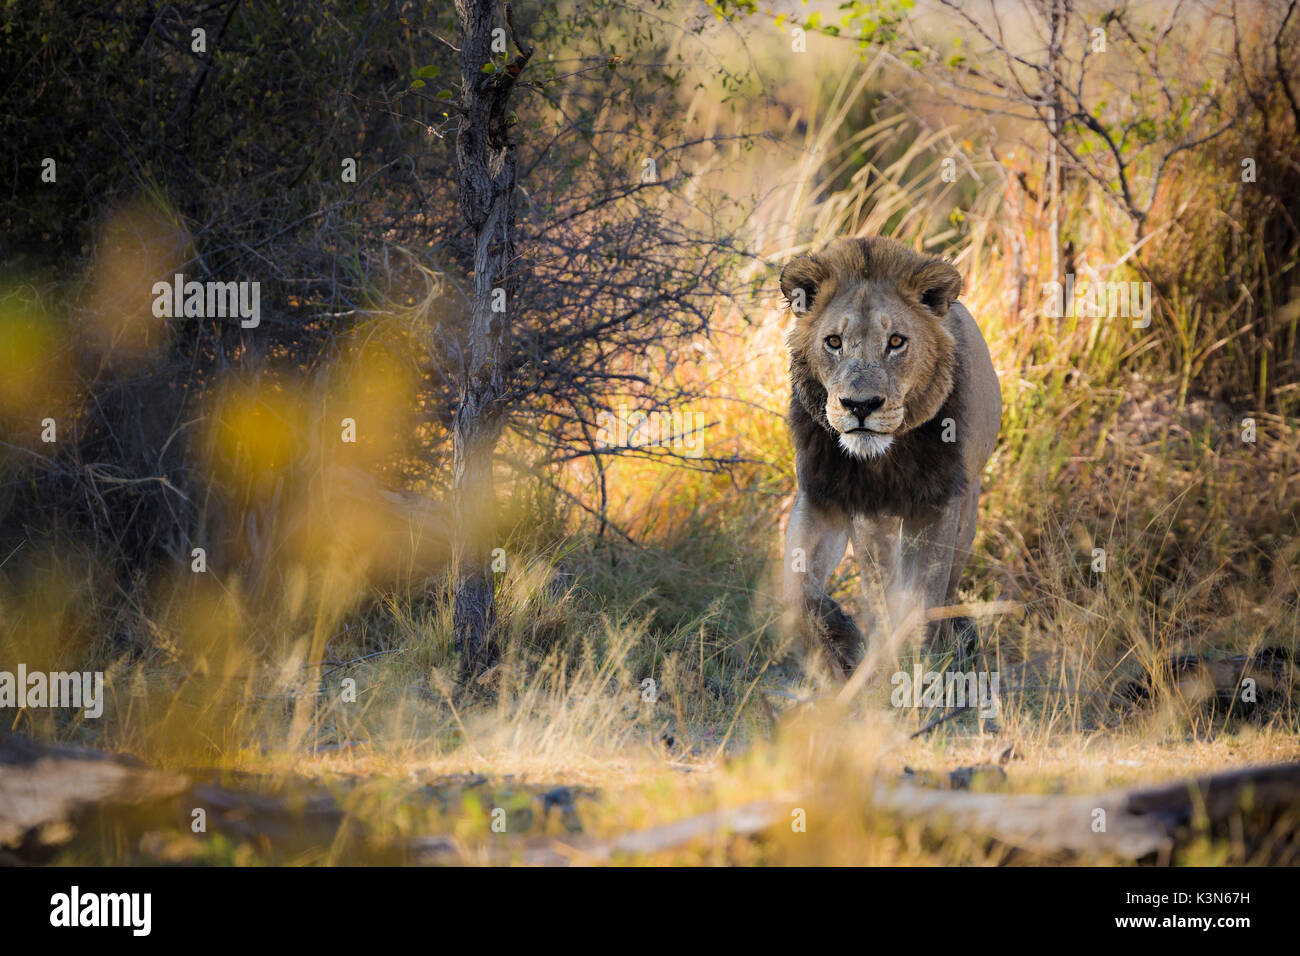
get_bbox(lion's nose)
[840,396,885,422]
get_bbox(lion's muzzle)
[825,394,905,437]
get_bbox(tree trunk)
[451,1,532,679]
[1045,0,1065,287]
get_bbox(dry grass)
[3,7,1299,865]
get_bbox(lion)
[778,236,1001,677]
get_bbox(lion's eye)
[824,335,842,350]
[887,333,907,350]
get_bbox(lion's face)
[781,238,962,460]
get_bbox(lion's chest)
[791,396,966,521]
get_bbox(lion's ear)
[780,256,826,314]
[909,260,963,318]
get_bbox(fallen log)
[5,730,1298,864]
[0,733,188,858]
[501,761,1300,864]
[1121,647,1298,715]
[874,760,1300,860]
[408,800,789,865]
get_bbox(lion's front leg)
[850,512,902,643]
[898,499,966,654]
[783,493,860,677]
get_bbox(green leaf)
[410,79,425,89]
[436,89,454,99]
[417,64,440,78]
